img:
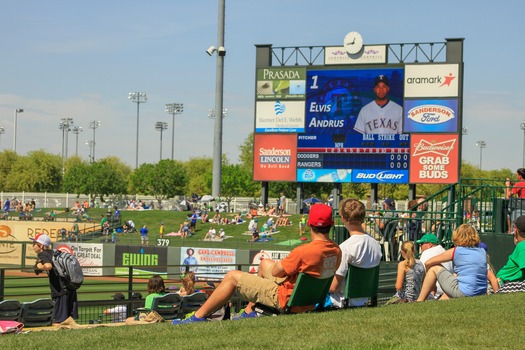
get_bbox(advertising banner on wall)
[0,224,22,265]
[180,247,236,281]
[248,249,290,274]
[256,67,306,100]
[253,134,297,182]
[255,100,306,133]
[115,245,168,274]
[55,243,103,276]
[404,64,459,98]
[324,45,387,65]
[409,133,459,184]
[403,99,458,133]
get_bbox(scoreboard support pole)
[408,184,416,201]
[261,182,269,208]
[370,184,378,207]
[296,183,304,214]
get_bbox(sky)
[1,0,525,171]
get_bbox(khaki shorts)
[236,263,285,309]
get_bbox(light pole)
[208,108,228,120]
[128,92,148,168]
[72,126,83,156]
[207,0,226,197]
[476,140,486,170]
[89,120,101,161]
[59,118,74,162]
[86,140,94,163]
[164,103,184,160]
[521,121,525,168]
[0,126,5,148]
[155,121,168,161]
[13,108,23,152]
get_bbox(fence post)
[128,266,133,300]
[0,269,5,302]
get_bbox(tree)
[184,157,213,195]
[0,151,19,191]
[130,160,189,206]
[63,157,90,195]
[5,150,62,192]
[238,132,254,170]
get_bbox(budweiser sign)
[412,139,456,157]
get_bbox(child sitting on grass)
[387,241,425,304]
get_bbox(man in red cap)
[31,233,78,323]
[173,203,342,324]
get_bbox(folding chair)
[144,293,182,321]
[178,292,208,319]
[254,272,333,316]
[343,265,380,308]
[21,298,56,327]
[0,300,23,322]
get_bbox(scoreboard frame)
[252,39,464,185]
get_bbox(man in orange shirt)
[173,204,342,324]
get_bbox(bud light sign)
[351,169,408,183]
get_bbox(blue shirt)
[140,227,148,236]
[454,246,487,296]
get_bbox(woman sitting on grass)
[417,224,487,301]
[387,241,425,304]
[145,275,167,309]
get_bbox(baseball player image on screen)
[354,75,402,134]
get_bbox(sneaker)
[231,309,258,320]
[172,312,206,325]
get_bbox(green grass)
[3,293,525,349]
[68,208,308,249]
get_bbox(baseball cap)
[478,242,488,252]
[514,215,525,232]
[30,233,51,247]
[383,198,395,210]
[307,204,334,227]
[112,292,125,300]
[374,75,389,87]
[416,234,439,245]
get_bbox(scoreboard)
[252,43,462,185]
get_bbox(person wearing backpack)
[31,233,78,323]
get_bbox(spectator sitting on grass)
[386,241,425,304]
[417,224,488,301]
[203,226,216,240]
[496,215,525,293]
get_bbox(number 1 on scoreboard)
[310,75,319,89]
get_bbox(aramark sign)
[404,64,459,98]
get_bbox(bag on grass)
[0,321,24,335]
[53,250,84,290]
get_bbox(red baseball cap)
[307,204,334,227]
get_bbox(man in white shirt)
[417,234,454,298]
[329,198,382,308]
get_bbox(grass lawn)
[3,293,525,349]
[67,208,310,250]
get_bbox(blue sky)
[1,0,524,171]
